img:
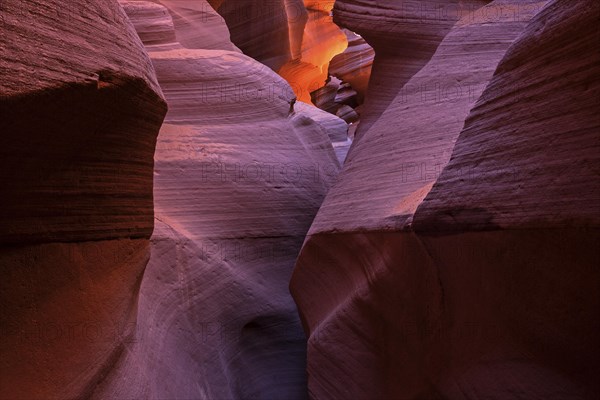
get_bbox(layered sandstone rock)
[123,0,240,51]
[5,1,595,399]
[285,0,309,60]
[212,0,293,70]
[290,1,599,398]
[329,29,374,103]
[333,0,489,136]
[313,0,550,228]
[151,0,240,51]
[212,0,347,104]
[304,0,334,10]
[93,2,340,398]
[414,0,600,232]
[0,1,166,244]
[295,101,350,163]
[411,2,600,397]
[0,0,167,399]
[295,2,347,91]
[278,1,347,104]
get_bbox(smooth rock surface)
[212,0,347,104]
[290,1,599,398]
[95,2,341,398]
[212,0,293,70]
[333,0,489,136]
[278,2,347,104]
[312,0,549,233]
[296,101,350,163]
[414,0,600,232]
[4,0,596,399]
[122,0,240,51]
[0,0,166,244]
[0,239,150,399]
[0,1,166,399]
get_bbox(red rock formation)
[329,29,374,104]
[285,0,309,60]
[411,3,600,397]
[304,0,334,10]
[295,101,350,163]
[291,0,599,398]
[212,0,293,70]
[278,1,347,104]
[123,0,240,52]
[5,0,596,399]
[212,0,347,104]
[0,0,167,398]
[151,0,240,51]
[91,2,341,398]
[333,0,489,136]
[313,0,550,227]
[281,1,372,113]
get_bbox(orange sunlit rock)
[279,6,347,104]
[304,0,335,12]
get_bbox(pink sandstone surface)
[1,0,598,398]
[291,0,599,398]
[0,0,167,399]
[333,0,490,136]
[91,1,341,398]
[212,0,348,104]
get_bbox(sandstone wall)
[0,1,167,398]
[92,2,341,398]
[333,0,489,136]
[291,1,599,398]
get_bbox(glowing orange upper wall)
[279,1,347,104]
[304,0,335,11]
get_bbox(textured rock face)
[122,0,240,51]
[0,0,166,399]
[161,0,240,51]
[295,101,350,163]
[291,0,600,398]
[414,0,600,232]
[212,0,293,70]
[329,29,374,103]
[333,0,489,136]
[0,1,166,244]
[212,0,347,104]
[315,0,550,227]
[122,0,240,52]
[93,2,340,398]
[278,8,347,104]
[4,1,597,399]
[0,240,151,399]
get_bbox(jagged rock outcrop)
[0,0,167,399]
[334,0,489,136]
[92,2,340,398]
[291,1,599,398]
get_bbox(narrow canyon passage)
[1,1,598,400]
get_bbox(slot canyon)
[0,0,598,399]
